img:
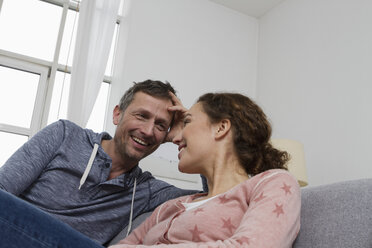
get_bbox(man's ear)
[214,119,231,139]
[113,105,122,125]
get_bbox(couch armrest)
[293,178,372,248]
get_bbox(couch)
[109,178,372,247]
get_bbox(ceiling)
[209,0,287,18]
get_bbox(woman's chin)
[178,163,199,175]
[178,164,186,173]
[178,163,191,174]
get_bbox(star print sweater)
[110,169,301,248]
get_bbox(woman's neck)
[198,151,250,201]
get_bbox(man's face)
[113,91,173,164]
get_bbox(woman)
[111,92,301,247]
[0,92,300,248]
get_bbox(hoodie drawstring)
[79,143,99,190]
[78,143,138,236]
[126,177,137,236]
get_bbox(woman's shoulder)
[221,169,298,199]
[252,169,296,181]
[248,169,300,196]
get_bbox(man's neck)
[101,139,138,180]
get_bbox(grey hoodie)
[0,120,197,244]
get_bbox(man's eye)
[136,114,145,119]
[183,119,190,126]
[156,124,167,132]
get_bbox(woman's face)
[173,102,216,174]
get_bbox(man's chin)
[131,150,157,161]
[124,144,160,162]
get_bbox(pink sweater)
[111,169,301,248]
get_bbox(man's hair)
[118,80,176,111]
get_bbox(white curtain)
[67,0,120,127]
[105,0,133,134]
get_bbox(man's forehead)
[128,92,173,119]
[131,92,173,106]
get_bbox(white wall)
[257,0,372,186]
[106,0,259,188]
[109,0,258,112]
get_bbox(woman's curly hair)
[197,92,289,175]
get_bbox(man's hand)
[164,92,188,143]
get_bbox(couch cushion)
[107,212,152,246]
[293,178,372,248]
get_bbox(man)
[0,80,197,245]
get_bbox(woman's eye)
[183,119,190,126]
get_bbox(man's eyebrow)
[131,108,149,114]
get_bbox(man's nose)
[141,121,155,136]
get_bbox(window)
[0,0,120,166]
[0,54,49,136]
[0,65,43,129]
[0,132,28,166]
[48,71,110,132]
[0,0,62,61]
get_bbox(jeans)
[0,190,103,248]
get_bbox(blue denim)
[0,190,103,248]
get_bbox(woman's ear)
[214,119,231,139]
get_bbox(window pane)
[58,9,79,67]
[59,12,118,77]
[0,0,62,61]
[0,66,39,128]
[86,82,110,132]
[0,131,28,167]
[48,72,71,123]
[105,24,119,76]
[48,71,109,132]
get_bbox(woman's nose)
[172,130,182,145]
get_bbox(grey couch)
[109,178,372,247]
[294,178,372,247]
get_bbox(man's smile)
[131,135,150,146]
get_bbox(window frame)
[0,51,49,137]
[0,0,120,139]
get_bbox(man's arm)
[0,121,65,195]
[164,92,188,143]
[146,179,199,212]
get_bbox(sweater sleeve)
[0,121,65,195]
[110,171,301,248]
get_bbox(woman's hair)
[197,92,289,175]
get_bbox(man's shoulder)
[57,119,100,140]
[57,119,84,131]
[41,119,81,135]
